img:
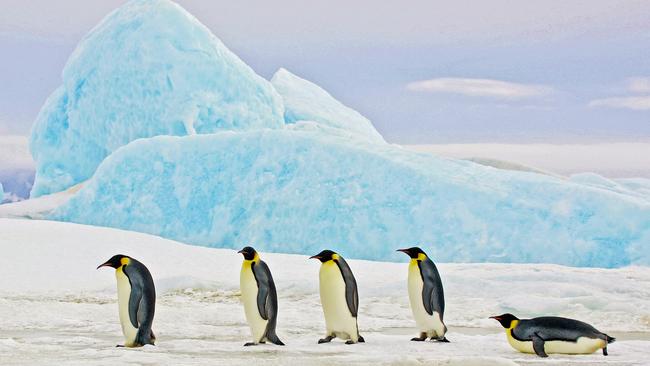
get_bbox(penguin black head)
[309,249,338,263]
[238,246,258,261]
[396,247,427,259]
[97,254,129,269]
[490,313,520,328]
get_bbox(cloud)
[588,96,650,111]
[406,78,552,99]
[627,77,650,93]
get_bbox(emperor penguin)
[491,313,615,357]
[397,247,448,342]
[310,249,365,344]
[238,246,284,346]
[97,254,156,347]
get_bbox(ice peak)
[29,0,284,197]
[271,68,385,143]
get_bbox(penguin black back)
[513,317,614,344]
[123,258,156,345]
[251,259,284,345]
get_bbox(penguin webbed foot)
[411,332,427,342]
[243,342,257,347]
[357,335,365,343]
[345,340,356,345]
[318,335,335,344]
[435,337,450,343]
[115,344,125,348]
[603,347,608,356]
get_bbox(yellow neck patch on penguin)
[410,253,427,265]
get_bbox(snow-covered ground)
[1,218,648,365]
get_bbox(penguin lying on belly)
[310,249,365,345]
[97,254,156,348]
[491,313,615,357]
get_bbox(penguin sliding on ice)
[491,313,615,357]
[97,254,156,347]
[238,246,284,346]
[310,249,365,344]
[397,247,448,342]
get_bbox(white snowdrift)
[1,218,648,365]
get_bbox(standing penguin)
[310,249,365,344]
[397,247,448,342]
[238,246,284,346]
[97,254,156,347]
[491,313,615,357]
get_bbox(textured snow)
[1,219,649,365]
[52,131,650,268]
[29,0,284,197]
[271,68,384,143]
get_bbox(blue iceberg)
[53,131,650,268]
[32,0,649,268]
[29,0,284,197]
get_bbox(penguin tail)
[605,334,615,344]
[267,332,285,346]
[134,331,155,346]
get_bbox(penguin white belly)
[116,267,138,347]
[240,264,268,343]
[507,330,606,355]
[319,261,357,340]
[407,262,445,337]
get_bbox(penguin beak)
[309,255,320,260]
[489,316,501,321]
[396,248,408,254]
[237,250,244,254]
[96,261,111,269]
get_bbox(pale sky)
[1,0,649,143]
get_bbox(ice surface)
[53,131,650,268]
[271,68,384,142]
[1,218,649,365]
[29,0,284,197]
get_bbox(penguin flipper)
[252,261,274,320]
[418,259,445,316]
[334,257,359,317]
[127,281,143,329]
[531,334,548,358]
